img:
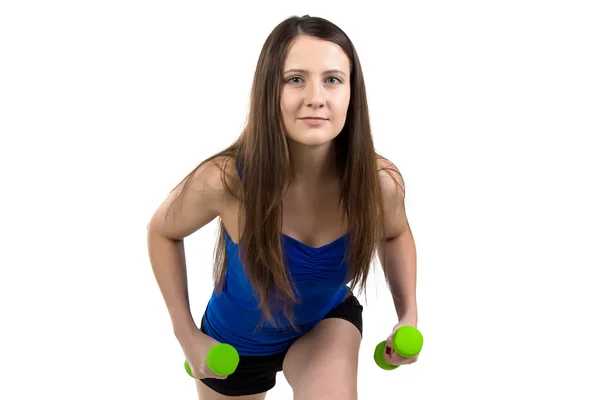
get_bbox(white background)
[1,1,599,399]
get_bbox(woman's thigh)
[282,318,361,400]
[282,291,363,400]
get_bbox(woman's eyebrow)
[283,69,347,77]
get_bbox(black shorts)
[198,294,363,397]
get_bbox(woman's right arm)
[146,158,227,340]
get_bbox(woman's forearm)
[382,229,418,324]
[147,229,197,338]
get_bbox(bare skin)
[283,318,361,400]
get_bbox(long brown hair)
[169,15,400,330]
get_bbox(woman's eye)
[286,76,342,84]
[284,76,303,84]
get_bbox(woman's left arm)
[377,160,418,326]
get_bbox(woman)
[147,14,419,400]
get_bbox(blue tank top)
[202,160,351,356]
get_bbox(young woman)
[147,15,419,400]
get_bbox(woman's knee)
[294,384,357,400]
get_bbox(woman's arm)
[376,159,418,325]
[146,157,230,339]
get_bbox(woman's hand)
[383,320,420,367]
[178,327,230,380]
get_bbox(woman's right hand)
[178,327,229,380]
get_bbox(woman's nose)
[305,82,324,107]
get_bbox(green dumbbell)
[184,343,240,378]
[374,325,423,370]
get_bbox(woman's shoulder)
[189,155,241,193]
[375,155,406,218]
[376,155,404,189]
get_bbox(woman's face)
[280,36,351,147]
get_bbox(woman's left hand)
[383,320,420,366]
